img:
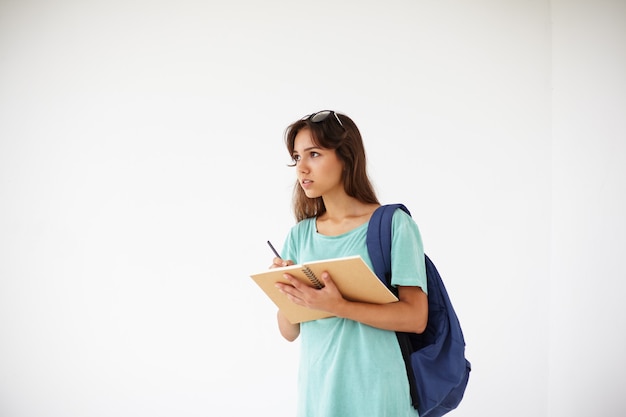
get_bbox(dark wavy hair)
[284,111,379,222]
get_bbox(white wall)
[549,1,626,416]
[0,1,623,416]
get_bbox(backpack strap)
[366,203,420,409]
[368,203,471,414]
[366,203,411,289]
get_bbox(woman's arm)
[270,256,301,341]
[333,284,428,334]
[276,272,428,334]
[277,310,301,341]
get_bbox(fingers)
[278,271,337,299]
[276,271,343,314]
[275,273,307,300]
[282,271,333,292]
[269,257,294,269]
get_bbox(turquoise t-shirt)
[281,209,427,417]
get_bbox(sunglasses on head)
[302,110,344,128]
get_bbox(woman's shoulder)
[390,205,415,223]
[389,206,422,235]
[290,216,316,235]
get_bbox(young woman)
[272,110,428,417]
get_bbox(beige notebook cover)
[250,255,398,324]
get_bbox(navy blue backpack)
[366,204,471,417]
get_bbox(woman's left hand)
[275,271,345,314]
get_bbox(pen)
[267,240,282,259]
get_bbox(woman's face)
[292,128,344,199]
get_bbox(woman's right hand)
[270,257,294,269]
[270,258,299,341]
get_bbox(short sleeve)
[389,209,428,294]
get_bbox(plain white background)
[0,1,624,416]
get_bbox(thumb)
[321,272,334,286]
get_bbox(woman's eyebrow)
[295,146,321,153]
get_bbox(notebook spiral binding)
[301,266,324,289]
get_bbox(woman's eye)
[290,151,320,164]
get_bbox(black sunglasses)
[302,110,344,128]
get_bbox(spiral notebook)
[250,255,399,323]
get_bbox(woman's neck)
[316,198,380,236]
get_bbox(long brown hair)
[284,111,379,222]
